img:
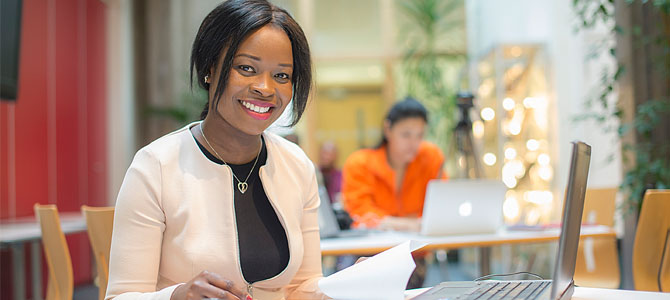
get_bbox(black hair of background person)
[376,97,429,148]
[190,0,312,126]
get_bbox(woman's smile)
[239,99,276,120]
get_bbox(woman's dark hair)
[377,97,428,148]
[190,0,312,126]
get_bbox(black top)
[194,135,289,283]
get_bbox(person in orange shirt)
[342,97,446,231]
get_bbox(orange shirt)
[342,141,446,223]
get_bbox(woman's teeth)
[241,100,270,113]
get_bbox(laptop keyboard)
[456,281,551,300]
[440,281,551,300]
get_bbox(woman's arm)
[105,149,179,300]
[284,166,329,300]
[341,153,386,223]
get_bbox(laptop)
[317,186,374,238]
[413,141,591,300]
[421,179,506,236]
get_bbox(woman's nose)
[250,73,274,97]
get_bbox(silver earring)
[204,75,210,83]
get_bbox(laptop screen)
[550,141,591,298]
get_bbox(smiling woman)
[201,24,295,138]
[105,1,327,300]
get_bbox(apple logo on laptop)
[458,202,473,217]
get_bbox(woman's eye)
[238,65,254,72]
[275,73,290,80]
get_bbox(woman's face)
[384,117,426,165]
[209,24,294,136]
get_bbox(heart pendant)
[237,182,248,194]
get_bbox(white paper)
[318,240,428,300]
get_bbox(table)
[320,225,615,276]
[404,287,670,299]
[320,225,616,256]
[0,212,87,300]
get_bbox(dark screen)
[0,0,23,101]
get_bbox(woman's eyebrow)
[235,53,260,60]
[235,53,292,68]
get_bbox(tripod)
[453,92,482,179]
[451,92,491,275]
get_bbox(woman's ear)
[208,66,216,84]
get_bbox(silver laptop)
[421,179,506,236]
[317,186,374,238]
[414,141,591,300]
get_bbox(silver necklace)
[199,123,261,194]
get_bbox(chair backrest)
[633,189,670,292]
[574,188,620,289]
[34,204,73,300]
[582,188,617,226]
[81,205,115,300]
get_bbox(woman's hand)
[355,257,369,264]
[378,216,421,232]
[170,271,250,300]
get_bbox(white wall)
[466,0,622,198]
[107,0,136,205]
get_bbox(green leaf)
[613,65,626,80]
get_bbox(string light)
[523,97,537,108]
[508,122,521,135]
[483,153,497,166]
[503,175,517,188]
[473,120,485,139]
[538,153,550,165]
[538,165,553,181]
[524,190,553,205]
[504,148,517,160]
[481,107,496,121]
[503,98,516,111]
[503,195,520,220]
[477,46,551,226]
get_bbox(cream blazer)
[106,123,326,300]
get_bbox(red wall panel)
[87,0,108,208]
[1,0,107,297]
[12,0,49,219]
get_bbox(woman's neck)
[386,148,407,194]
[386,147,407,173]
[197,116,262,165]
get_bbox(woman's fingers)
[202,271,248,300]
[355,257,369,264]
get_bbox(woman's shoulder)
[343,147,381,168]
[263,131,313,169]
[417,141,444,162]
[135,123,196,163]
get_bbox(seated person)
[342,97,446,231]
[105,1,328,299]
[319,141,342,204]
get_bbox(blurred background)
[1,0,669,299]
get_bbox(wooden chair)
[573,188,621,288]
[34,204,73,300]
[81,205,115,300]
[633,189,670,292]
